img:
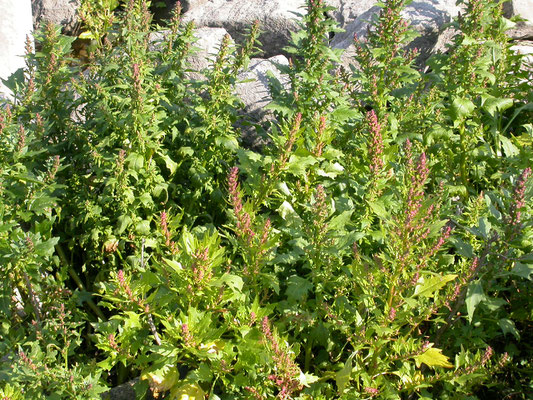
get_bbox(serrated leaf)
[298,371,319,387]
[115,215,131,235]
[483,96,513,115]
[466,281,485,322]
[211,274,244,292]
[278,201,297,220]
[510,262,533,280]
[286,275,313,302]
[450,97,475,120]
[160,154,178,175]
[135,220,151,235]
[215,135,238,151]
[336,352,355,393]
[414,274,457,298]
[414,347,453,369]
[367,200,388,220]
[34,237,59,257]
[498,318,520,340]
[499,135,519,156]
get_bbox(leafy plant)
[0,0,531,398]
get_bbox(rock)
[0,0,34,100]
[182,0,307,58]
[511,41,533,64]
[235,55,290,148]
[503,0,533,26]
[188,26,230,73]
[149,26,230,78]
[330,0,462,67]
[32,0,81,35]
[507,22,533,40]
[101,378,156,400]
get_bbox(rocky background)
[28,0,533,142]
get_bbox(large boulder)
[0,0,34,100]
[182,0,307,58]
[32,0,81,35]
[235,55,290,148]
[330,0,461,67]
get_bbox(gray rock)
[330,0,462,68]
[182,0,307,58]
[32,0,81,35]
[101,378,156,400]
[150,26,230,80]
[235,55,290,149]
[235,55,290,121]
[507,22,533,40]
[1,0,33,100]
[188,26,231,74]
[503,0,533,26]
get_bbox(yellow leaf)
[198,340,225,354]
[414,346,453,369]
[141,366,179,392]
[170,383,205,400]
[79,31,95,40]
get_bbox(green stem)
[55,244,106,321]
[459,123,468,188]
[304,338,314,372]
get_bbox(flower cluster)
[191,247,212,286]
[507,167,532,237]
[366,110,384,175]
[261,317,302,399]
[116,270,148,312]
[228,167,255,243]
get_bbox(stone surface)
[504,0,533,25]
[330,0,462,67]
[182,0,307,58]
[32,0,81,35]
[0,0,34,100]
[235,55,289,119]
[235,55,290,148]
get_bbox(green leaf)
[34,237,59,257]
[211,274,244,292]
[298,371,319,387]
[115,215,132,235]
[336,352,355,393]
[450,97,475,120]
[0,283,11,318]
[215,135,239,151]
[499,135,519,156]
[160,154,178,175]
[367,200,388,220]
[127,152,144,171]
[510,262,533,280]
[163,258,183,272]
[414,347,453,369]
[286,276,313,302]
[466,281,485,322]
[278,201,297,220]
[79,31,96,40]
[414,274,457,298]
[482,96,513,115]
[135,220,151,235]
[498,318,520,340]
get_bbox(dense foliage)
[1,0,532,398]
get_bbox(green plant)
[0,0,531,398]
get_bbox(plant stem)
[55,244,106,321]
